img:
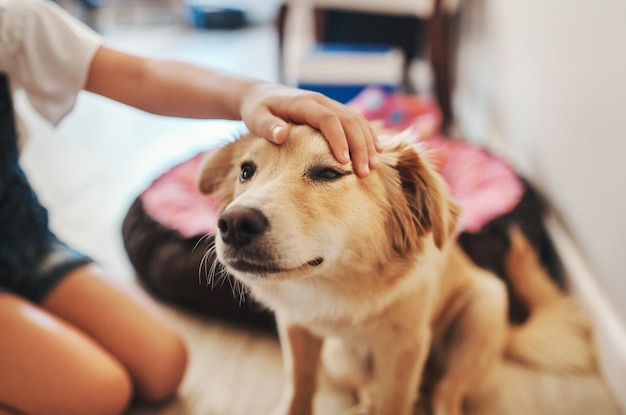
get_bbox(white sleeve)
[0,0,102,125]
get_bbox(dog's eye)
[309,167,345,181]
[240,162,256,181]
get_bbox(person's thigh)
[0,292,132,415]
[42,264,188,403]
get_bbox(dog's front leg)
[273,318,323,415]
[363,326,431,415]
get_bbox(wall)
[452,0,626,408]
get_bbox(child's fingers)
[246,112,290,144]
[349,112,380,171]
[316,97,380,175]
[319,119,376,177]
[286,97,377,174]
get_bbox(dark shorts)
[0,232,92,303]
[0,74,93,303]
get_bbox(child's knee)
[136,329,188,403]
[76,360,133,415]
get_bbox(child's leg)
[42,263,188,403]
[0,292,133,415]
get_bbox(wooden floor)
[17,2,620,414]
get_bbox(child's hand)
[239,83,379,177]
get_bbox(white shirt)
[0,0,102,125]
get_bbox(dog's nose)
[218,207,268,249]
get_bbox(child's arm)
[85,46,378,176]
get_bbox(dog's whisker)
[196,237,232,292]
[200,247,216,286]
[198,251,209,286]
[196,234,216,285]
[235,279,250,306]
[206,247,220,286]
[192,233,213,253]
[196,242,248,306]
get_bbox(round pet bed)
[122,89,559,331]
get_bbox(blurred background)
[20,0,625,413]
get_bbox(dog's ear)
[197,135,252,206]
[387,145,460,253]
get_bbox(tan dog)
[197,125,612,415]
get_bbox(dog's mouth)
[226,256,324,275]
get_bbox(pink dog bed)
[122,88,558,330]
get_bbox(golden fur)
[198,125,618,415]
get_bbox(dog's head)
[198,125,459,286]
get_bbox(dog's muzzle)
[217,206,324,275]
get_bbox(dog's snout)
[218,207,268,249]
